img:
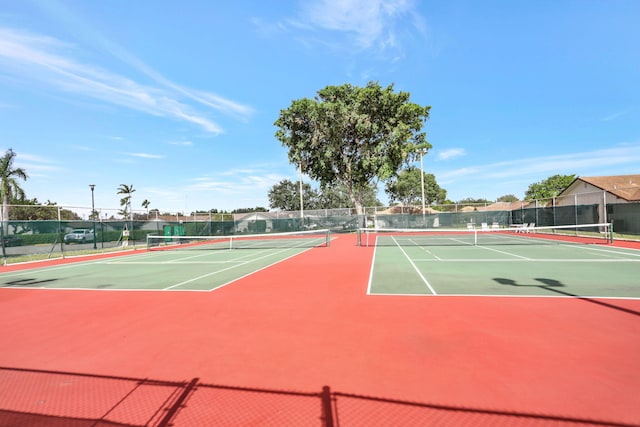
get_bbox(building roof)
[566,174,640,201]
[480,201,535,211]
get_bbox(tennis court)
[1,227,639,426]
[0,230,331,291]
[364,225,640,298]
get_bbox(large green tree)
[385,166,446,206]
[268,179,319,211]
[268,179,381,211]
[525,174,576,200]
[318,182,381,209]
[0,148,28,225]
[274,82,431,214]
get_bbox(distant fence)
[1,194,638,263]
[0,367,628,427]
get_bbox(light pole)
[89,184,96,249]
[420,150,426,223]
[298,162,304,229]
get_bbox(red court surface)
[1,234,639,426]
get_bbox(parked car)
[2,235,22,247]
[64,229,95,244]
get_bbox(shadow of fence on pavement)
[0,366,636,427]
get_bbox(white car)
[64,228,94,244]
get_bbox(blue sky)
[1,0,639,215]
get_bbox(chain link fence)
[0,367,628,427]
[1,194,638,264]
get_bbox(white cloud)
[126,152,165,159]
[186,168,288,199]
[436,148,467,160]
[601,108,631,121]
[11,151,60,178]
[437,143,640,182]
[0,27,253,134]
[278,0,420,53]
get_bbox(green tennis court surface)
[368,234,640,298]
[0,245,320,291]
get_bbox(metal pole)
[420,151,426,223]
[299,163,304,221]
[58,206,63,256]
[89,184,96,249]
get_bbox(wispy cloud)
[0,27,252,134]
[13,151,61,177]
[188,168,287,195]
[168,141,193,147]
[261,0,422,54]
[99,39,254,121]
[305,0,416,49]
[601,108,631,122]
[126,152,165,159]
[437,148,467,160]
[437,143,640,182]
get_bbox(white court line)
[107,249,260,265]
[408,238,442,260]
[166,249,232,263]
[0,241,317,292]
[561,244,640,258]
[410,236,532,260]
[475,244,533,260]
[392,236,437,295]
[366,244,378,295]
[164,244,316,291]
[105,260,246,264]
[411,258,640,262]
[0,257,118,279]
[368,292,640,300]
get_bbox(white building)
[556,174,640,226]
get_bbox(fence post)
[157,377,199,427]
[321,386,335,427]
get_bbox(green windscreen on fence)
[608,202,640,234]
[0,202,638,264]
[510,204,599,227]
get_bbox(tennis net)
[357,223,613,247]
[147,229,331,251]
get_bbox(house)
[558,175,640,203]
[556,174,640,230]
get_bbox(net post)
[474,228,478,246]
[326,229,331,247]
[608,222,614,244]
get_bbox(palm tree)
[141,199,150,219]
[116,184,135,220]
[0,149,28,226]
